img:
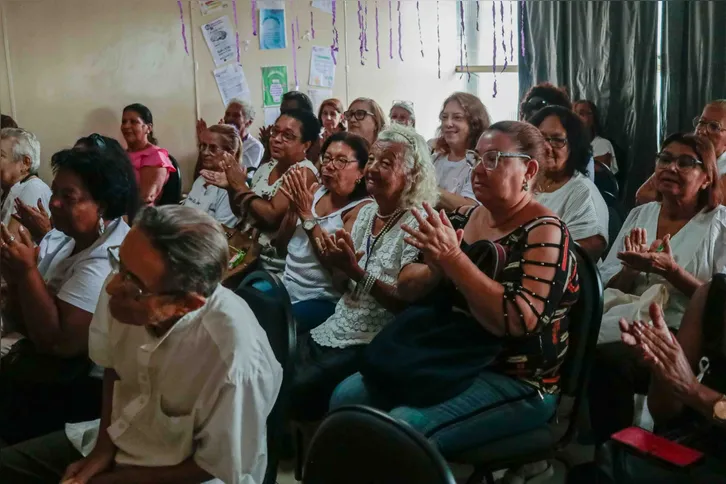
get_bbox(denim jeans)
[330,370,557,456]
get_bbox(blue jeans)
[330,371,557,456]
[251,281,335,333]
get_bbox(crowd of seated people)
[1,93,726,484]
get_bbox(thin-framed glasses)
[470,150,532,171]
[655,152,703,170]
[107,246,179,300]
[543,136,568,149]
[692,117,726,134]
[344,109,375,121]
[321,155,357,170]
[439,112,467,123]
[199,143,221,154]
[270,126,300,143]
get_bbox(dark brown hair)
[1,114,18,129]
[434,92,491,155]
[487,120,548,166]
[318,98,346,132]
[349,97,387,137]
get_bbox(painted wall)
[0,0,468,189]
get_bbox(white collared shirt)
[183,176,240,227]
[0,175,51,226]
[242,135,264,170]
[65,284,282,484]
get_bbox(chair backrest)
[557,243,604,444]
[303,405,457,484]
[604,205,624,258]
[157,155,182,205]
[594,163,620,205]
[235,271,297,484]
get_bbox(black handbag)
[0,338,91,386]
[360,240,508,407]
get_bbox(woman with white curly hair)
[289,124,439,421]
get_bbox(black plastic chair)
[594,160,620,205]
[156,155,182,205]
[450,243,604,484]
[235,271,297,484]
[303,405,457,484]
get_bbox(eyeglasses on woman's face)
[270,126,300,143]
[344,109,374,122]
[321,154,357,170]
[693,117,726,135]
[543,136,568,149]
[655,152,704,171]
[199,142,222,154]
[470,150,532,171]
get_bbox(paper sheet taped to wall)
[213,64,251,106]
[202,15,237,66]
[309,46,335,88]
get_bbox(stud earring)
[522,179,529,192]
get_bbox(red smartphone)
[612,427,704,468]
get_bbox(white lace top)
[310,203,421,349]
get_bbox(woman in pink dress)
[121,103,175,205]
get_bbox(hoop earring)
[522,179,529,192]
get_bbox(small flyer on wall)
[309,46,335,88]
[214,64,251,106]
[199,0,227,15]
[201,15,236,66]
[261,66,289,107]
[259,9,286,50]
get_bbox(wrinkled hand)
[60,443,116,484]
[200,168,229,189]
[0,224,36,275]
[13,198,51,241]
[316,229,363,278]
[196,118,208,139]
[220,152,248,192]
[279,166,319,219]
[259,126,272,146]
[620,302,696,400]
[401,202,463,267]
[617,234,676,276]
[623,227,650,254]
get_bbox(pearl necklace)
[375,209,401,220]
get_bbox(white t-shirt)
[36,218,130,313]
[0,176,51,226]
[432,152,477,202]
[183,177,239,227]
[534,171,609,244]
[592,136,618,174]
[242,135,264,171]
[66,284,282,484]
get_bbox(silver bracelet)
[362,271,377,295]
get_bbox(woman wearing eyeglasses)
[202,109,319,274]
[0,147,137,445]
[590,132,726,444]
[330,122,579,478]
[343,97,387,146]
[277,132,372,332]
[529,106,609,260]
[636,100,726,205]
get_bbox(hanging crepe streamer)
[375,2,381,68]
[310,11,315,39]
[509,0,514,62]
[388,1,393,60]
[397,1,403,61]
[177,1,189,55]
[476,1,480,32]
[460,0,469,80]
[500,1,508,72]
[520,0,525,58]
[232,0,240,62]
[492,1,497,97]
[292,20,299,88]
[251,0,257,36]
[358,1,365,65]
[331,0,339,65]
[436,0,441,79]
[416,1,423,57]
[364,3,369,52]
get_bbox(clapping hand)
[279,166,319,219]
[201,152,247,192]
[618,233,676,276]
[0,223,37,278]
[316,229,364,278]
[401,202,463,267]
[13,198,52,241]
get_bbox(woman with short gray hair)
[0,128,51,238]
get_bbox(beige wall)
[1,0,466,189]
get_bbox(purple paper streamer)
[476,1,480,32]
[251,0,257,36]
[177,0,189,55]
[292,20,299,88]
[510,0,514,62]
[500,1,508,72]
[397,1,403,62]
[375,2,381,68]
[416,1,423,57]
[520,0,525,58]
[436,0,441,79]
[331,0,339,65]
[364,3,369,52]
[388,1,393,60]
[459,1,465,72]
[310,11,315,39]
[492,1,497,97]
[358,1,365,65]
[232,0,240,62]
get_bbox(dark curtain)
[519,1,659,207]
[661,0,726,139]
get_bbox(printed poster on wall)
[201,15,236,66]
[309,46,335,88]
[214,64,251,106]
[259,9,286,50]
[261,66,289,107]
[199,0,228,15]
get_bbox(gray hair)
[1,128,41,175]
[227,98,255,122]
[134,205,229,297]
[390,101,416,126]
[376,124,439,209]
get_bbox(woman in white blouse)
[574,99,619,174]
[183,124,242,227]
[529,105,609,260]
[288,124,438,421]
[589,132,726,444]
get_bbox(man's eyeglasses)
[693,117,726,135]
[344,109,374,121]
[270,126,300,143]
[543,137,568,149]
[655,152,703,171]
[470,150,532,171]
[107,246,178,300]
[321,155,357,170]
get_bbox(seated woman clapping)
[183,124,242,227]
[278,132,371,332]
[288,124,438,422]
[202,109,319,274]
[589,132,726,444]
[330,121,580,461]
[0,146,137,445]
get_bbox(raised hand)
[279,166,319,219]
[13,198,52,241]
[220,152,248,193]
[402,202,463,266]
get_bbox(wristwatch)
[302,218,317,232]
[714,395,726,422]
